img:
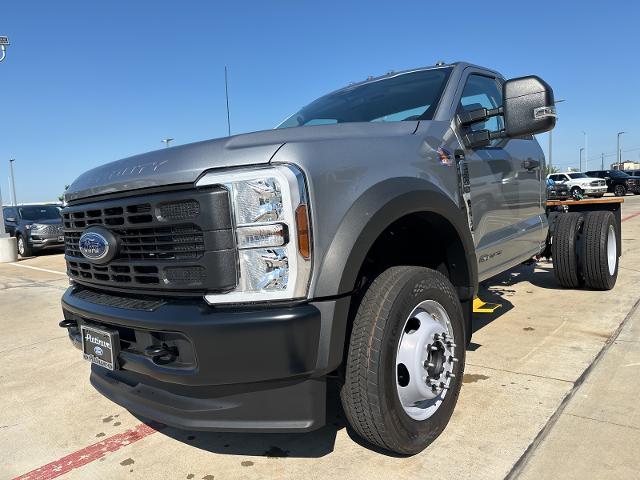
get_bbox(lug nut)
[433,333,440,340]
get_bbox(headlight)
[196,164,312,304]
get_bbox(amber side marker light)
[295,204,311,259]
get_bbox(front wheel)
[614,184,626,196]
[341,266,465,455]
[17,234,33,257]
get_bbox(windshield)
[611,170,629,177]
[18,206,61,222]
[568,173,589,179]
[277,68,452,128]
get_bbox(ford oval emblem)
[94,346,104,356]
[79,231,110,261]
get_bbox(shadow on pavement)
[472,261,561,335]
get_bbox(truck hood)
[64,122,418,202]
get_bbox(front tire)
[16,234,33,257]
[614,184,626,196]
[341,266,465,455]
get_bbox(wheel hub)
[396,300,458,420]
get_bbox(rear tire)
[552,212,584,288]
[341,266,465,455]
[614,184,626,196]
[580,211,618,290]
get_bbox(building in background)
[612,161,640,170]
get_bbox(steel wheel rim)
[607,224,617,276]
[395,300,458,421]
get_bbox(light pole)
[161,138,174,148]
[582,131,588,172]
[579,147,585,172]
[547,99,565,171]
[601,152,605,170]
[9,159,17,206]
[617,131,626,168]
[0,36,9,236]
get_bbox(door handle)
[523,159,540,170]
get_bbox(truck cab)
[59,62,558,454]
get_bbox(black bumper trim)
[62,286,322,386]
[91,369,326,432]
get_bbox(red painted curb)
[622,211,640,223]
[13,423,162,480]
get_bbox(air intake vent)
[159,200,200,221]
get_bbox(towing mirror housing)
[503,76,556,137]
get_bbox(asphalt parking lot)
[2,196,640,480]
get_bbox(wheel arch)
[314,177,477,301]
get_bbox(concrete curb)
[0,236,18,262]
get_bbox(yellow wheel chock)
[473,297,502,313]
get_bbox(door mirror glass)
[503,76,556,137]
[5,217,16,223]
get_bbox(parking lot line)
[13,423,162,480]
[622,211,640,222]
[7,262,67,276]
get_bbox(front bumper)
[61,286,347,432]
[29,233,64,250]
[626,183,640,193]
[582,186,608,195]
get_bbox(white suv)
[547,172,607,197]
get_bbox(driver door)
[455,70,546,281]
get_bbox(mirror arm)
[462,129,506,149]
[457,106,504,126]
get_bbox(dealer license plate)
[80,325,119,371]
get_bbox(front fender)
[313,177,477,299]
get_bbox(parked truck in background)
[59,62,620,455]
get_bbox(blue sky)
[1,0,639,202]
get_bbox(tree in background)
[58,185,69,203]
[545,165,560,176]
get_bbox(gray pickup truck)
[59,61,620,454]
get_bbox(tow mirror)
[503,76,556,137]
[457,75,557,149]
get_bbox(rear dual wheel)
[341,266,465,455]
[552,211,618,290]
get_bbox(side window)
[458,74,504,134]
